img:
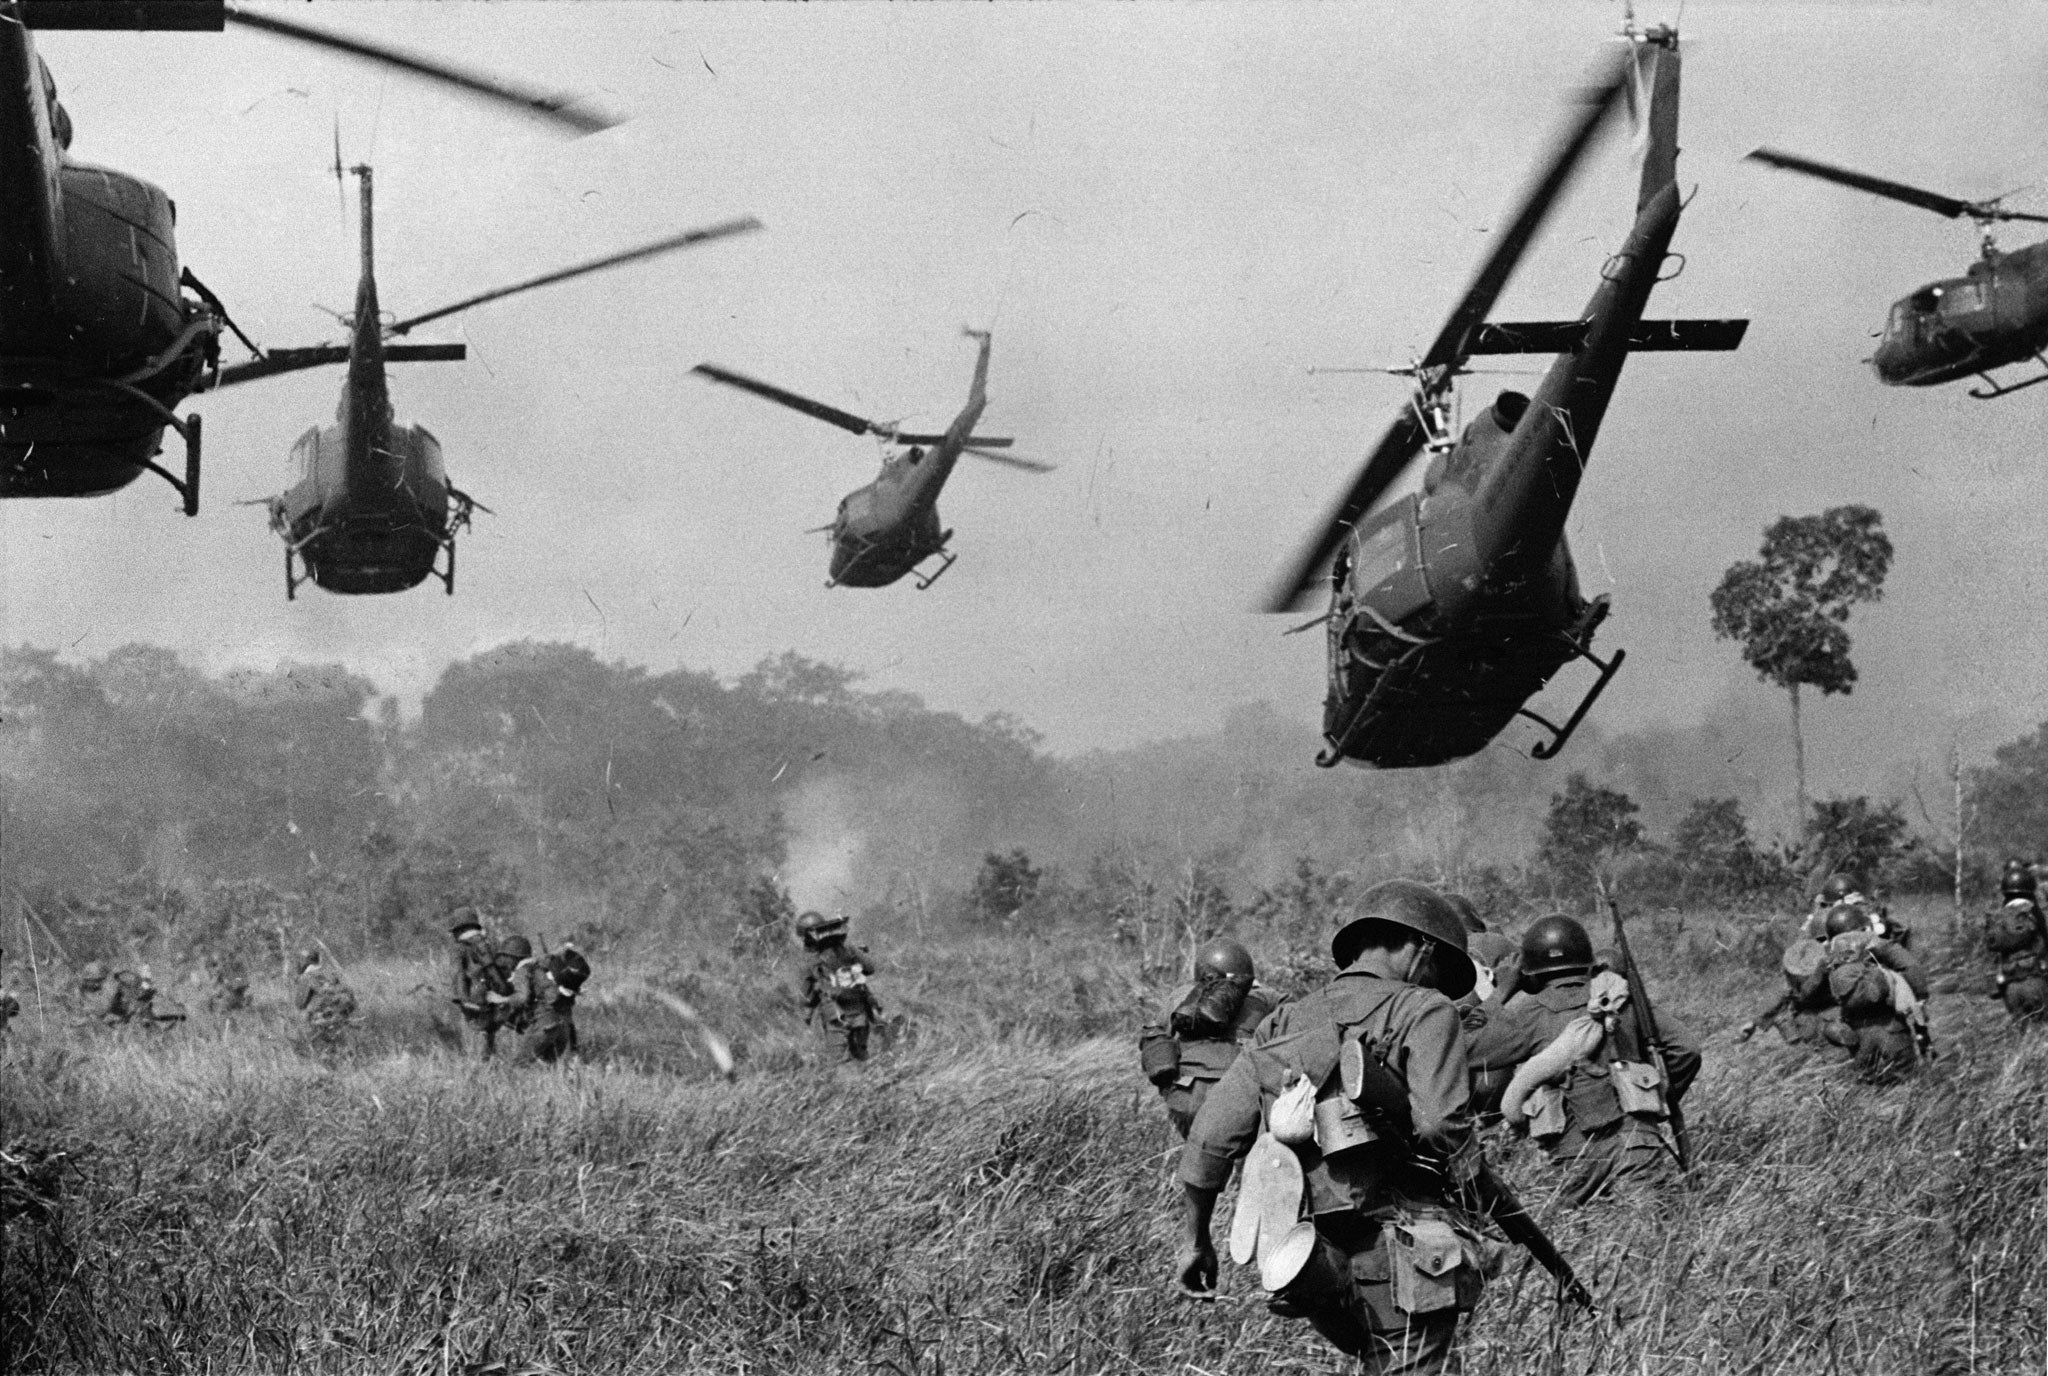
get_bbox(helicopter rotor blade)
[1262,55,1629,615]
[1744,148,2048,224]
[384,218,762,338]
[692,364,884,439]
[225,9,619,136]
[1415,53,1632,375]
[1262,407,1430,613]
[962,446,1053,472]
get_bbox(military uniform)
[1141,979,1279,1137]
[1465,974,1700,1205]
[1817,929,1929,1081]
[802,941,880,1061]
[449,917,507,1059]
[517,962,582,1065]
[295,958,357,1052]
[1177,883,1495,1375]
[1988,896,2048,1023]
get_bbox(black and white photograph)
[2,2,2042,1372]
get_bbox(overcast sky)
[4,1,2045,800]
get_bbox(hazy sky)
[4,1,2046,799]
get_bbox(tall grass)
[4,899,2041,1374]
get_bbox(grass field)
[4,898,2042,1374]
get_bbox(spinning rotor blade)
[691,364,885,438]
[387,218,763,337]
[226,9,618,136]
[1262,55,1630,614]
[962,446,1053,473]
[1262,408,1429,613]
[1745,148,2048,224]
[1415,54,1632,375]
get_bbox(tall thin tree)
[1709,505,1892,835]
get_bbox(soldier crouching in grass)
[294,948,358,1054]
[517,945,589,1065]
[1173,881,1502,1374]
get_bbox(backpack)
[1825,936,1895,1018]
[1170,973,1250,1042]
[1988,903,2044,957]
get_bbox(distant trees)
[1538,772,1645,895]
[1669,797,1788,899]
[970,849,1043,921]
[1967,722,2048,861]
[1709,505,1893,827]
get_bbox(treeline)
[5,641,2044,970]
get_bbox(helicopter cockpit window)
[1348,509,1411,595]
[1885,302,1917,343]
[1937,279,1985,316]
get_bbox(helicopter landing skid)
[1518,644,1626,760]
[1968,352,2048,400]
[135,409,202,517]
[912,549,957,591]
[284,543,303,601]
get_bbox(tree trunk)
[1789,682,1808,839]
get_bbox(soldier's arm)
[1398,995,1482,1183]
[1873,941,1930,998]
[1651,1005,1703,1100]
[1461,999,1543,1073]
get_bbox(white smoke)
[779,775,864,915]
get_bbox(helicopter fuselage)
[1319,171,1686,767]
[825,384,984,587]
[1870,240,2048,387]
[0,26,216,505]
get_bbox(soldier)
[1803,872,1911,949]
[448,910,507,1059]
[1738,929,1838,1048]
[490,935,539,1041]
[1465,914,1700,1206]
[201,952,250,1015]
[1813,905,1930,1080]
[1139,937,1279,1137]
[294,949,358,1053]
[1174,881,1500,1373]
[74,961,120,1023]
[1988,858,2048,1023]
[519,944,590,1064]
[108,967,169,1027]
[796,910,881,1061]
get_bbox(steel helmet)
[297,948,321,970]
[78,960,107,985]
[2003,859,2036,900]
[796,910,848,945]
[498,935,532,962]
[1519,914,1595,981]
[1193,937,1255,988]
[449,908,485,940]
[1823,903,1871,938]
[1443,892,1486,934]
[1817,873,1859,905]
[1330,880,1476,1000]
[550,947,591,993]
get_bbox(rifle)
[1605,893,1693,1171]
[1344,1027,1595,1313]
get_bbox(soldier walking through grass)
[1464,915,1700,1206]
[448,910,508,1059]
[294,949,357,1054]
[1139,936,1278,1137]
[1174,881,1504,1374]
[797,910,880,1062]
[1987,858,2048,1024]
[518,944,589,1064]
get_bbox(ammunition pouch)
[1389,1217,1475,1316]
[1138,1024,1179,1085]
[1610,1060,1667,1120]
[1563,1065,1625,1135]
[1522,1082,1568,1143]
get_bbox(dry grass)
[4,900,2042,1374]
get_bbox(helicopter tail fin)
[1631,26,1680,212]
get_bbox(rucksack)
[1826,944,1895,1018]
[1170,973,1249,1042]
[1988,903,2044,957]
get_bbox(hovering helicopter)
[210,164,760,597]
[1747,147,2048,398]
[0,0,612,516]
[1264,27,1747,769]
[692,331,1050,590]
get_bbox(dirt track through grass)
[5,902,2043,1373]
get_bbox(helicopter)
[691,330,1050,590]
[210,163,760,597]
[0,0,612,516]
[1264,26,1747,770]
[1746,147,2048,399]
